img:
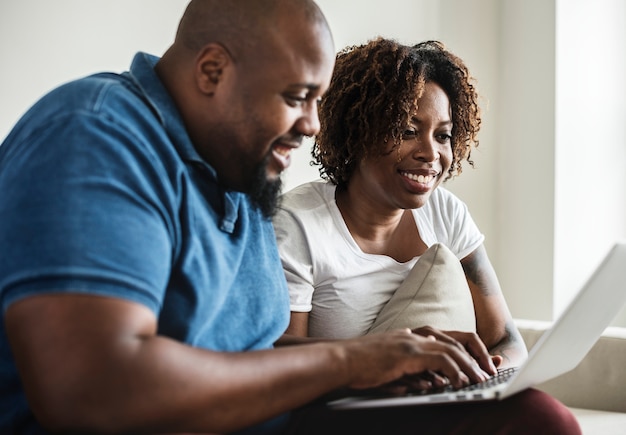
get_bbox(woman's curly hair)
[313,38,481,188]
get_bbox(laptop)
[328,242,626,409]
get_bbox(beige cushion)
[367,243,476,334]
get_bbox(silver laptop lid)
[505,242,626,396]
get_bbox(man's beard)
[247,155,282,218]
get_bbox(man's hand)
[411,326,498,376]
[336,328,492,390]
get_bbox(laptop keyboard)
[457,366,519,391]
[409,366,520,396]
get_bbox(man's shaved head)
[176,0,331,65]
[156,0,335,216]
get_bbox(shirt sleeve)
[416,187,485,260]
[0,111,174,313]
[272,207,315,312]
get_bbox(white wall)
[0,0,189,139]
[555,0,626,324]
[495,0,557,321]
[2,1,625,326]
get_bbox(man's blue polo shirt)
[0,53,290,434]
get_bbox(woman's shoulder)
[422,185,466,213]
[280,179,336,212]
[413,186,473,235]
[273,180,343,255]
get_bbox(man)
[0,1,579,434]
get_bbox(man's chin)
[242,154,284,218]
[247,172,283,218]
[252,179,282,218]
[265,163,285,183]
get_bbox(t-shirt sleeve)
[0,113,174,313]
[418,188,485,260]
[272,207,315,312]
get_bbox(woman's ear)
[195,43,230,95]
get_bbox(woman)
[274,38,525,368]
[273,38,582,434]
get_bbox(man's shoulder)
[6,73,141,144]
[38,53,158,121]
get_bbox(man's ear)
[195,43,230,95]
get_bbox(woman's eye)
[437,133,452,143]
[402,129,417,138]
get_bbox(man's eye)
[286,95,306,107]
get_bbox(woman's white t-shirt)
[273,180,484,339]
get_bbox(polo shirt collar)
[127,52,244,233]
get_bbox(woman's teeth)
[401,172,435,184]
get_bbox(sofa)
[516,319,626,434]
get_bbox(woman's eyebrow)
[410,117,453,127]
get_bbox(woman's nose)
[411,136,438,161]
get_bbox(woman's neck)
[335,185,426,261]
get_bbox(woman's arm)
[276,311,311,346]
[275,312,328,346]
[461,244,528,367]
[285,311,310,337]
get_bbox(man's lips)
[271,142,299,172]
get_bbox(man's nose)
[295,102,321,137]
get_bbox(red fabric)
[284,389,581,435]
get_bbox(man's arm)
[6,293,490,434]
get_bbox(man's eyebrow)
[287,83,322,91]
